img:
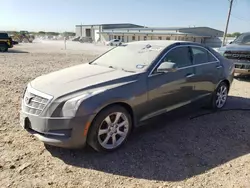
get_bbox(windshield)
[91,44,165,72]
[232,33,250,45]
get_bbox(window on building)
[138,36,140,41]
[166,37,170,40]
[144,36,147,40]
[122,36,124,42]
[161,47,192,68]
[191,47,217,64]
[132,36,135,41]
[158,36,162,40]
[114,35,117,39]
[118,36,121,40]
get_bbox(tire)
[110,43,113,46]
[209,81,229,110]
[0,45,8,52]
[87,105,132,152]
[119,43,122,46]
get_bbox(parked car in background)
[0,33,13,52]
[218,32,250,75]
[12,40,19,45]
[72,36,80,41]
[20,41,234,152]
[79,37,93,43]
[106,39,122,46]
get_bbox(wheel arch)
[85,102,136,138]
[216,79,231,91]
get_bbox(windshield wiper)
[121,68,135,73]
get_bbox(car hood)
[222,44,250,51]
[30,63,138,98]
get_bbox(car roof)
[127,40,201,48]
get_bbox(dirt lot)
[1,41,250,188]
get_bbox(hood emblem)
[25,95,34,104]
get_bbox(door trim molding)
[139,93,211,122]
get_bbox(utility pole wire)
[222,0,234,47]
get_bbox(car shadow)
[46,95,250,182]
[234,75,250,82]
[6,49,29,53]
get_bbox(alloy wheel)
[97,112,129,150]
[215,84,228,108]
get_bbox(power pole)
[221,0,234,47]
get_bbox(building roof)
[98,31,211,37]
[111,26,222,32]
[75,23,143,27]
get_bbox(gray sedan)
[20,41,234,152]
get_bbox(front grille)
[22,87,52,116]
[235,64,250,69]
[224,51,250,62]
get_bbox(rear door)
[144,46,195,120]
[190,46,223,98]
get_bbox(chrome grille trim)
[22,84,53,116]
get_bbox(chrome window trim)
[148,44,220,77]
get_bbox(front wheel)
[209,82,229,109]
[87,105,132,152]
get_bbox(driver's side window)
[160,46,193,68]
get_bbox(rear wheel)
[87,105,132,152]
[209,82,229,109]
[0,45,8,52]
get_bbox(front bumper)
[233,62,250,75]
[20,111,95,148]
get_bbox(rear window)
[0,33,9,38]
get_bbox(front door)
[144,46,195,121]
[190,46,223,98]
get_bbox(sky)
[1,0,250,33]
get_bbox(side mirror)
[157,61,178,73]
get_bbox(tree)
[46,32,59,36]
[38,31,46,35]
[232,32,241,37]
[62,32,76,37]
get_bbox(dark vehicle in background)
[12,40,19,45]
[218,32,250,75]
[0,33,13,52]
[20,41,234,152]
[72,36,80,41]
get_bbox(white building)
[75,23,224,47]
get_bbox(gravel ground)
[1,42,250,188]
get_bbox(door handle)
[186,73,195,78]
[216,65,222,69]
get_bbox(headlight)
[61,89,106,117]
